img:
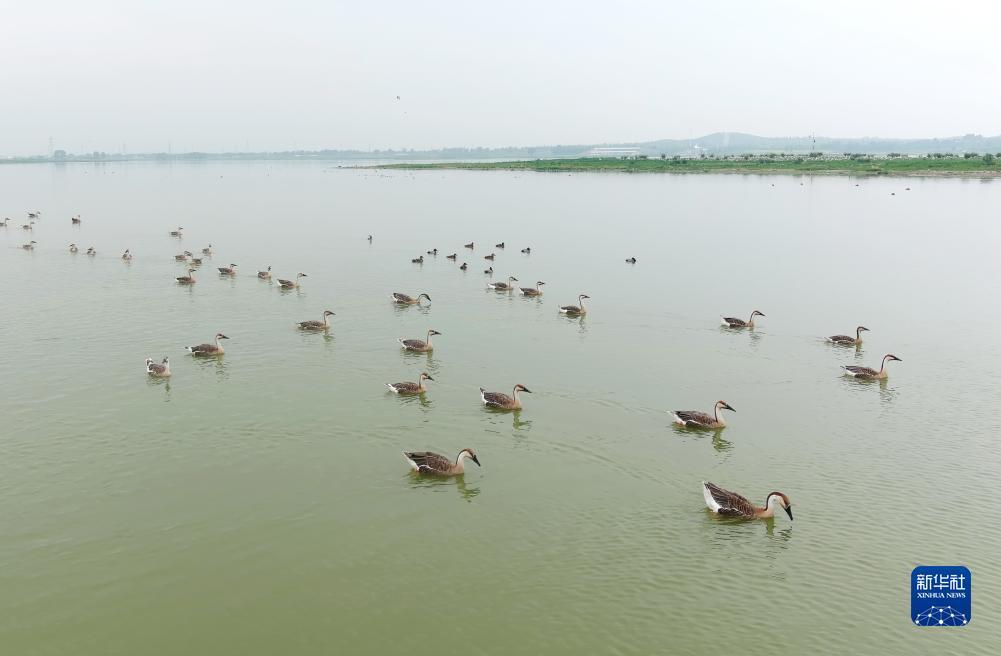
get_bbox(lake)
[1,162,999,654]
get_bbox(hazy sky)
[2,0,999,155]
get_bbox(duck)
[412,255,424,264]
[175,268,197,284]
[145,356,171,378]
[464,242,474,249]
[828,326,869,346]
[22,241,37,250]
[672,401,735,429]
[86,246,96,256]
[625,257,637,264]
[69,243,79,253]
[560,294,590,315]
[488,276,518,291]
[480,384,531,410]
[702,482,793,520]
[217,263,237,276]
[446,253,457,260]
[521,247,531,254]
[495,242,505,249]
[386,372,433,394]
[174,251,192,261]
[519,281,545,296]
[186,333,229,356]
[121,249,132,261]
[71,215,81,224]
[297,310,335,331]
[277,272,307,289]
[842,354,901,379]
[257,266,272,279]
[398,329,440,352]
[169,226,183,237]
[403,448,480,476]
[202,244,213,255]
[483,266,493,275]
[484,253,495,261]
[391,292,431,306]
[721,310,765,328]
[459,262,468,271]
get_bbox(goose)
[721,310,765,328]
[190,257,203,266]
[22,241,37,250]
[277,272,307,289]
[560,294,590,315]
[22,222,34,230]
[386,372,433,394]
[488,276,518,291]
[202,244,213,255]
[257,266,272,279]
[367,234,373,242]
[121,249,132,261]
[426,248,438,256]
[169,226,183,237]
[519,281,545,296]
[412,255,424,264]
[484,253,495,261]
[186,333,229,356]
[446,253,457,260]
[702,482,793,520]
[0,218,8,227]
[175,268,197,284]
[398,329,440,352]
[480,384,531,410]
[495,242,505,249]
[521,247,531,254]
[672,401,735,429]
[28,211,41,219]
[217,263,237,276]
[828,326,869,346]
[86,246,96,256]
[174,251,192,261]
[483,266,493,275]
[391,292,431,306]
[71,215,81,224]
[459,262,468,271]
[145,356,171,378]
[464,242,474,249]
[842,354,901,379]
[69,243,79,253]
[625,257,637,264]
[403,448,480,475]
[297,310,335,331]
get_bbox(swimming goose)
[495,242,505,249]
[22,241,37,250]
[484,253,495,261]
[217,263,237,275]
[298,310,335,331]
[392,292,431,306]
[702,482,793,520]
[386,372,433,394]
[121,249,132,261]
[483,266,493,275]
[86,246,96,256]
[488,276,518,291]
[721,310,765,328]
[190,257,203,266]
[459,263,468,271]
[22,222,34,230]
[480,384,531,410]
[426,248,438,256]
[625,257,637,264]
[176,268,197,284]
[71,215,81,224]
[828,326,869,346]
[186,333,229,356]
[28,211,41,219]
[672,400,735,429]
[145,356,171,378]
[69,243,79,253]
[1,218,8,227]
[521,247,531,254]
[258,266,272,279]
[519,281,545,296]
[842,354,901,379]
[464,242,474,249]
[174,251,192,261]
[169,226,183,237]
[277,272,307,289]
[412,255,424,264]
[367,234,373,242]
[403,448,480,475]
[399,329,440,352]
[560,294,590,315]
[446,253,457,260]
[202,244,213,255]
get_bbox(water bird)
[175,251,192,261]
[217,263,237,276]
[702,482,793,520]
[721,310,765,328]
[367,234,373,242]
[22,222,34,230]
[386,372,433,394]
[426,248,438,256]
[86,246,96,256]
[145,357,171,378]
[412,255,424,264]
[169,226,183,237]
[277,273,307,289]
[186,333,229,356]
[480,384,531,410]
[121,249,132,261]
[71,215,81,224]
[446,253,457,260]
[403,448,480,475]
[828,326,869,346]
[176,268,197,284]
[459,262,468,271]
[559,294,590,315]
[69,243,79,253]
[483,266,493,275]
[0,218,8,227]
[495,242,505,249]
[398,329,440,352]
[521,247,531,254]
[519,281,545,296]
[484,253,495,261]
[190,257,203,266]
[842,354,901,379]
[257,266,272,279]
[22,241,37,250]
[202,244,213,255]
[488,276,518,291]
[297,310,335,331]
[464,242,474,249]
[672,401,735,429]
[626,257,637,264]
[28,211,41,219]
[391,292,431,306]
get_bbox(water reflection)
[671,424,733,453]
[191,354,229,380]
[406,472,481,502]
[145,376,171,400]
[392,303,430,317]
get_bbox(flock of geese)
[5,208,905,521]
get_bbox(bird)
[0,217,8,227]
[202,244,213,255]
[519,281,545,296]
[145,357,171,378]
[22,222,34,230]
[480,384,532,410]
[721,310,765,328]
[459,262,468,271]
[186,333,229,356]
[386,372,434,394]
[367,234,373,242]
[403,448,480,476]
[169,226,183,237]
[217,263,237,276]
[672,401,735,429]
[391,292,431,306]
[398,329,440,352]
[175,268,197,284]
[483,266,493,275]
[277,273,307,289]
[121,249,132,261]
[702,482,793,521]
[842,354,901,379]
[488,276,518,291]
[190,257,203,266]
[28,211,41,219]
[828,326,869,346]
[625,257,637,264]
[495,242,505,249]
[297,310,335,331]
[464,242,474,249]
[412,255,424,264]
[560,294,590,315]
[257,266,272,279]
[446,253,457,260]
[426,248,438,256]
[174,251,192,261]
[71,215,81,224]
[69,243,79,253]
[22,241,37,250]
[484,253,495,261]
[86,246,96,256]
[521,247,531,254]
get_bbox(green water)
[1,162,999,655]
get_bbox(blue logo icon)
[911,566,971,626]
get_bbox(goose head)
[323,310,336,317]
[420,372,434,381]
[418,293,431,303]
[458,448,481,467]
[216,333,230,340]
[428,329,442,337]
[536,281,546,287]
[883,354,902,363]
[715,400,735,413]
[857,326,870,333]
[751,310,765,318]
[187,268,196,274]
[514,384,532,394]
[766,492,793,520]
[145,357,154,367]
[297,272,307,278]
[579,294,590,301]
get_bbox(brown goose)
[398,329,440,352]
[386,372,433,394]
[487,276,518,291]
[484,253,495,261]
[412,255,424,264]
[480,384,531,410]
[843,354,901,379]
[495,242,505,249]
[176,268,197,284]
[464,242,474,249]
[28,211,41,219]
[257,266,272,279]
[297,310,335,331]
[559,294,589,315]
[69,243,79,253]
[121,249,132,261]
[217,263,237,276]
[828,326,869,346]
[520,247,531,254]
[71,215,81,224]
[22,241,37,250]
[169,226,183,237]
[459,262,468,271]
[672,401,734,429]
[190,257,203,266]
[0,218,9,227]
[403,448,480,475]
[391,292,431,306]
[86,246,96,256]
[721,310,764,328]
[202,244,213,255]
[277,273,307,289]
[519,281,545,296]
[174,251,192,261]
[702,482,793,520]
[186,333,229,356]
[426,248,438,256]
[446,253,457,260]
[483,266,493,275]
[145,357,171,378]
[22,222,34,230]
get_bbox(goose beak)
[426,375,434,381]
[784,505,794,521]
[471,455,481,467]
[522,387,532,393]
[725,404,735,412]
